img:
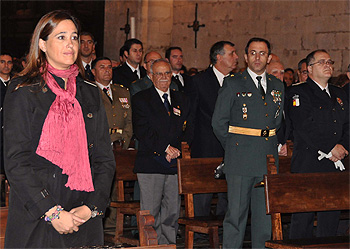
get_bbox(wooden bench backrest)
[264,155,350,214]
[177,157,226,195]
[113,148,137,201]
[177,156,226,218]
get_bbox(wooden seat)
[264,154,350,249]
[177,143,226,249]
[109,147,140,246]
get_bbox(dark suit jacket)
[285,78,349,173]
[190,66,224,158]
[132,86,191,174]
[172,73,192,94]
[112,62,146,89]
[3,75,115,248]
[1,79,7,174]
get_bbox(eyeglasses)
[309,59,334,66]
[301,70,308,75]
[153,71,172,77]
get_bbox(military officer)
[212,37,284,248]
[91,56,132,150]
[286,49,349,239]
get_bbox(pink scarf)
[36,63,94,192]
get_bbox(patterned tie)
[103,87,113,103]
[162,93,171,115]
[256,76,265,97]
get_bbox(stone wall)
[104,0,350,75]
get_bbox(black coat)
[3,75,115,248]
[0,79,7,175]
[285,78,349,173]
[189,66,224,158]
[112,63,146,89]
[132,86,191,174]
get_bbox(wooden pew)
[0,207,8,249]
[264,155,350,249]
[177,143,226,249]
[109,147,140,246]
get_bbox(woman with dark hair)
[3,10,115,248]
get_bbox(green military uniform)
[100,84,132,149]
[212,70,284,248]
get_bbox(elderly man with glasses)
[285,49,349,239]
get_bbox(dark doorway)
[1,0,105,59]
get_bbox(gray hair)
[150,58,171,74]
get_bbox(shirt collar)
[155,87,171,104]
[247,67,267,90]
[95,81,112,91]
[126,60,139,72]
[312,79,330,95]
[0,76,10,86]
[82,60,92,69]
[213,65,229,87]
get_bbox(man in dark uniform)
[165,47,191,93]
[190,41,238,218]
[132,59,192,244]
[80,32,96,81]
[212,37,284,248]
[0,52,13,206]
[112,39,146,88]
[286,49,349,239]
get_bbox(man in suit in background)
[190,41,238,219]
[0,51,13,206]
[132,59,191,244]
[212,37,284,248]
[80,32,96,81]
[130,51,178,97]
[286,49,349,239]
[165,47,191,93]
[113,39,146,88]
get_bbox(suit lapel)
[150,86,170,117]
[307,79,333,105]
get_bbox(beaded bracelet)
[44,205,63,222]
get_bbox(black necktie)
[173,75,184,91]
[85,64,94,81]
[256,76,265,97]
[162,93,171,115]
[323,89,330,98]
[134,70,139,79]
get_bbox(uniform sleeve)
[211,78,235,149]
[86,94,115,213]
[4,83,56,219]
[122,91,133,149]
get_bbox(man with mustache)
[285,49,349,239]
[132,59,191,244]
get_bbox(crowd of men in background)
[1,33,349,247]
